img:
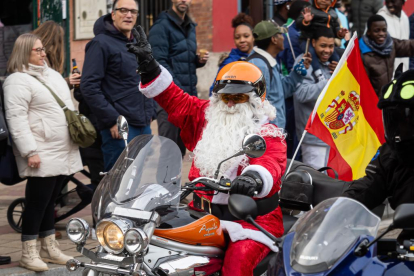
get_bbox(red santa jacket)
[140,67,286,237]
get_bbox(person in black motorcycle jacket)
[342,65,414,215]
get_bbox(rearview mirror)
[228,194,258,220]
[393,204,414,229]
[117,115,129,141]
[242,134,266,158]
[214,134,266,179]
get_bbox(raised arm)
[148,22,182,87]
[128,26,209,151]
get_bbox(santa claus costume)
[138,61,287,275]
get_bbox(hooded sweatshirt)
[81,14,155,130]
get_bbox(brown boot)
[19,240,49,272]
[39,234,73,265]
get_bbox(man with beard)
[343,66,414,240]
[149,0,208,157]
[127,26,294,276]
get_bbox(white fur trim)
[242,165,273,198]
[139,65,173,98]
[220,221,279,252]
[212,192,230,205]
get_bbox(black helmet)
[378,64,414,165]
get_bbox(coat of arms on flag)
[321,90,361,139]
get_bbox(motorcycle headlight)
[66,218,89,244]
[124,228,148,254]
[96,218,132,254]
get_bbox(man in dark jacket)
[148,0,208,157]
[81,0,155,171]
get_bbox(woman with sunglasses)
[2,33,82,272]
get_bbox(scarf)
[362,33,393,56]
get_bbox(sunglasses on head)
[220,94,250,104]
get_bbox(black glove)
[230,171,263,197]
[126,25,160,83]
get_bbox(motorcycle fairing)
[91,135,182,223]
[280,232,387,276]
[290,197,380,273]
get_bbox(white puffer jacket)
[3,63,83,178]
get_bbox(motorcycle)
[268,196,414,276]
[65,116,281,276]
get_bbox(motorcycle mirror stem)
[214,134,267,179]
[117,115,129,155]
[228,194,282,245]
[354,224,394,257]
[214,151,244,179]
[245,215,282,245]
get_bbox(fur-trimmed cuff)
[139,65,173,98]
[242,165,273,198]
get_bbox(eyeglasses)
[32,47,46,54]
[115,8,139,16]
[221,94,250,104]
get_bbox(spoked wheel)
[7,197,26,233]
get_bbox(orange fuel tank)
[154,214,226,248]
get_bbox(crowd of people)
[0,0,414,274]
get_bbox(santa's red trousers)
[221,239,271,276]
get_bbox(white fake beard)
[193,93,276,178]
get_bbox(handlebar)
[182,177,232,193]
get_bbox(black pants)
[157,107,186,157]
[22,175,65,240]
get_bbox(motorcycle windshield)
[91,135,182,221]
[290,197,380,273]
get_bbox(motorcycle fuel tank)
[154,214,226,248]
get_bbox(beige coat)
[2,63,83,178]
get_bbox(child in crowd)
[296,0,348,82]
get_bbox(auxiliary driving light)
[66,259,81,271]
[96,218,132,254]
[124,228,149,254]
[66,218,90,244]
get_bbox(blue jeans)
[101,125,151,171]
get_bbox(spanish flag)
[305,34,385,181]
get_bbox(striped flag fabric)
[305,33,386,181]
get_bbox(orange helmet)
[212,61,267,101]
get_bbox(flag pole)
[283,130,307,181]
